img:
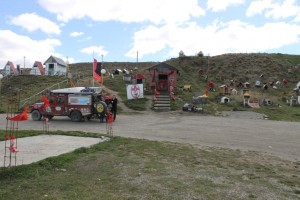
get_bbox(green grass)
[0,76,68,112]
[0,131,299,199]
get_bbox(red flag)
[7,107,29,121]
[93,59,102,82]
[42,95,49,108]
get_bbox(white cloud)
[80,46,108,58]
[70,31,84,37]
[0,30,62,68]
[246,0,273,17]
[207,0,244,12]
[265,0,300,20]
[295,14,300,22]
[38,0,205,24]
[247,0,300,21]
[125,20,300,59]
[10,13,61,35]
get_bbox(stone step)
[153,107,170,111]
[156,94,169,98]
[155,99,170,102]
[154,101,170,105]
[153,93,170,112]
[156,96,170,99]
[156,99,170,101]
[154,103,170,107]
[156,91,169,94]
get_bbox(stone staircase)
[153,92,170,111]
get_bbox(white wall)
[29,67,42,75]
[45,63,66,76]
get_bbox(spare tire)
[94,101,107,115]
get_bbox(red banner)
[7,107,28,121]
[93,59,102,82]
[42,95,49,108]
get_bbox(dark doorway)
[158,74,168,80]
[49,64,54,75]
[158,74,168,91]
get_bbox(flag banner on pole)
[7,107,29,121]
[127,84,144,100]
[93,59,102,82]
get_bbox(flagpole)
[93,51,95,87]
[101,54,104,87]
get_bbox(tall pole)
[101,54,104,87]
[136,51,138,71]
[93,51,95,87]
[23,56,25,68]
[23,56,26,75]
[0,74,3,95]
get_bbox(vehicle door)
[48,95,67,115]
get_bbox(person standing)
[111,95,118,121]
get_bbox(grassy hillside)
[165,53,300,120]
[0,76,68,112]
[1,53,299,120]
[69,61,158,77]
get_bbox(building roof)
[148,62,178,71]
[44,55,67,67]
[51,87,102,94]
[3,61,18,75]
[33,61,45,75]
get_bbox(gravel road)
[1,111,299,162]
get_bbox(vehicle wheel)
[94,101,107,115]
[31,110,42,121]
[70,111,82,122]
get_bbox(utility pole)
[23,56,26,75]
[0,74,3,95]
[136,51,139,71]
[101,54,105,87]
[23,56,26,68]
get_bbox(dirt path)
[1,111,299,162]
[102,86,136,113]
[102,86,153,113]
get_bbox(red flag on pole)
[93,59,102,82]
[7,107,29,121]
[42,95,49,108]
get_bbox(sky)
[1,0,300,68]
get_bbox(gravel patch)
[0,135,108,166]
[221,111,268,120]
